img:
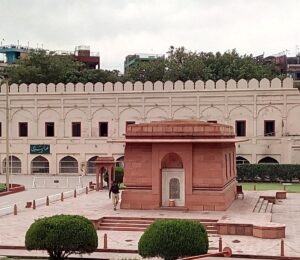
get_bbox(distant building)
[0,44,100,69]
[261,53,300,80]
[124,53,164,73]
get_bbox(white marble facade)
[0,78,300,175]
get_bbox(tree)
[125,46,281,82]
[25,215,98,259]
[124,58,165,82]
[138,219,208,260]
[6,50,83,84]
[5,50,124,84]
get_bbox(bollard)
[33,200,36,210]
[280,239,284,256]
[74,189,77,198]
[46,196,49,206]
[103,233,107,249]
[254,184,256,191]
[218,237,222,252]
[86,186,88,194]
[14,204,17,215]
[61,192,64,201]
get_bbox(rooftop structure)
[124,53,164,72]
[0,44,100,69]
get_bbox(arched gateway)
[121,120,246,211]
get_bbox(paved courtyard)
[0,176,300,259]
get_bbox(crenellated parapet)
[0,78,294,94]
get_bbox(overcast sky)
[1,0,299,72]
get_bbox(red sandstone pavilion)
[121,120,244,211]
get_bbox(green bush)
[237,164,300,182]
[0,183,6,192]
[138,219,208,260]
[104,166,124,184]
[25,215,98,259]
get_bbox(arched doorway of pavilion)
[161,152,185,207]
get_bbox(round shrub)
[25,214,98,259]
[138,219,208,260]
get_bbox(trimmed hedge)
[0,183,6,192]
[138,219,208,260]
[104,166,124,184]
[25,215,98,259]
[237,164,300,182]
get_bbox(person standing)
[109,181,120,211]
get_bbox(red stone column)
[100,172,103,190]
[96,171,99,191]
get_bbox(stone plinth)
[121,120,242,211]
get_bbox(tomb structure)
[121,120,243,211]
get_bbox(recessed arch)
[31,156,49,174]
[258,157,279,164]
[173,106,195,119]
[116,156,124,167]
[161,153,183,169]
[257,105,282,117]
[229,105,252,116]
[64,108,87,120]
[86,156,98,174]
[59,156,78,174]
[2,155,22,174]
[38,108,60,119]
[91,107,115,119]
[236,156,250,165]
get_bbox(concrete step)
[102,216,218,222]
[265,202,273,213]
[260,200,269,213]
[98,216,219,234]
[253,197,264,213]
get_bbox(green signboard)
[30,144,50,154]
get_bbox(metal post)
[5,79,9,191]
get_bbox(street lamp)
[0,75,9,191]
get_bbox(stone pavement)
[0,177,299,259]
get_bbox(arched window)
[169,178,180,199]
[59,156,78,174]
[258,157,279,164]
[116,156,124,167]
[31,156,49,174]
[236,156,250,165]
[87,156,98,174]
[2,156,22,174]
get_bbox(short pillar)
[219,237,222,252]
[33,200,36,210]
[74,189,77,198]
[61,192,64,201]
[254,184,256,191]
[13,204,17,215]
[46,196,49,206]
[96,172,100,191]
[103,233,107,249]
[280,239,284,256]
[86,186,88,194]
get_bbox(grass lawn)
[240,182,300,192]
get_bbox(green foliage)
[237,164,300,182]
[104,166,124,184]
[25,214,98,259]
[138,219,208,260]
[5,50,122,84]
[0,183,6,192]
[5,46,282,85]
[125,46,281,82]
